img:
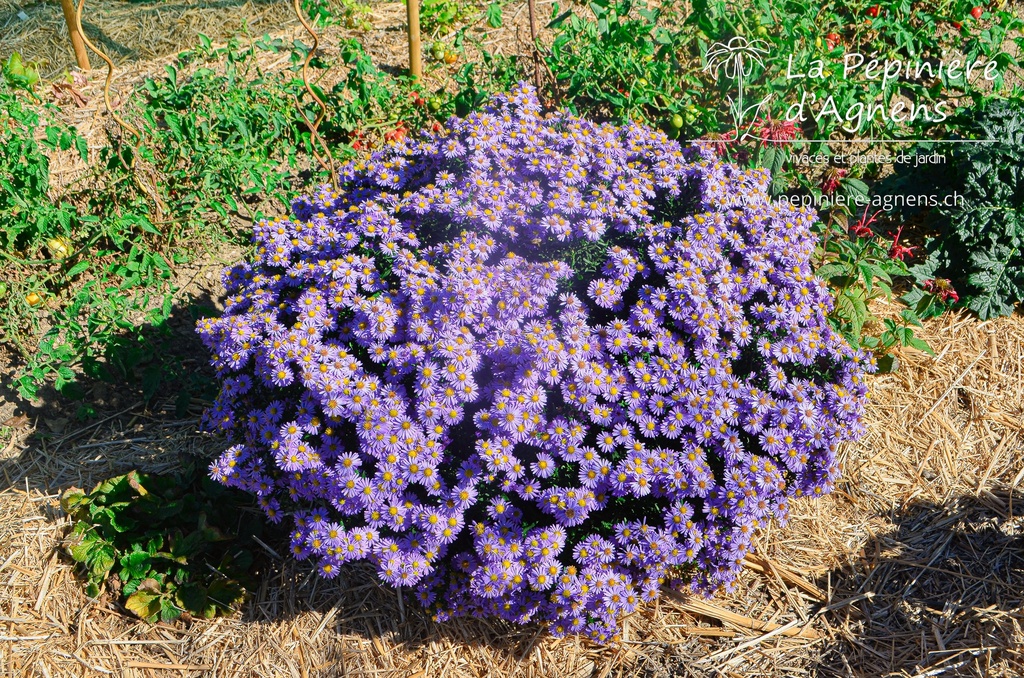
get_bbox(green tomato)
[637,77,648,87]
[47,236,72,260]
[755,25,768,37]
[670,113,684,129]
[427,97,443,112]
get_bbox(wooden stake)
[59,0,91,70]
[527,0,541,90]
[407,0,422,79]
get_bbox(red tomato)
[866,5,880,17]
[970,6,983,19]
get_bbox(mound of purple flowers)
[197,84,871,642]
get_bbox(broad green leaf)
[88,544,116,578]
[70,540,95,564]
[60,488,89,515]
[125,589,162,623]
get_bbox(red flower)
[923,278,959,303]
[849,205,880,239]
[820,167,848,195]
[888,224,918,261]
[697,130,737,157]
[753,117,798,146]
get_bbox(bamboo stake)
[407,0,422,79]
[59,0,91,70]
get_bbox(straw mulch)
[0,0,534,82]
[1,0,298,80]
[1,300,1022,677]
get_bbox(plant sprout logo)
[703,37,773,140]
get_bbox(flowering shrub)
[198,84,872,642]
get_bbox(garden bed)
[2,1,1023,676]
[2,305,1021,677]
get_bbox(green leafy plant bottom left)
[61,462,272,623]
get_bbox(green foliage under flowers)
[61,463,270,623]
[892,99,1024,319]
[812,207,944,371]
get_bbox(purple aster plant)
[197,84,872,643]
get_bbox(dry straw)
[0,0,297,80]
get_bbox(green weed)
[61,462,274,622]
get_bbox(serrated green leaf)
[70,540,96,563]
[908,336,934,355]
[125,589,163,623]
[175,582,208,616]
[121,551,152,572]
[966,245,1020,319]
[159,596,183,623]
[814,262,848,282]
[60,488,89,515]
[900,308,924,328]
[66,260,89,277]
[88,544,116,578]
